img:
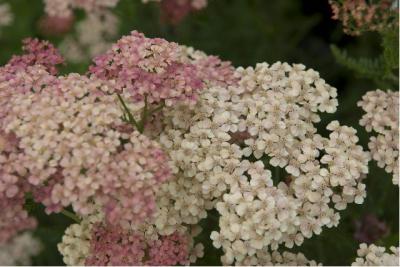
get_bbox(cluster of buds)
[329,0,399,35]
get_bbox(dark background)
[0,0,398,265]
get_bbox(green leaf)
[381,29,399,75]
[330,45,384,79]
[330,44,399,88]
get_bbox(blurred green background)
[0,0,398,265]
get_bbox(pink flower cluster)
[181,46,238,87]
[0,37,174,243]
[0,133,37,244]
[85,223,189,266]
[6,72,171,224]
[89,31,235,106]
[0,39,63,244]
[329,0,398,35]
[2,32,236,264]
[7,38,64,75]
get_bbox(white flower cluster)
[0,232,42,265]
[158,62,370,264]
[0,3,13,35]
[60,10,119,63]
[234,250,320,266]
[358,89,399,185]
[352,243,399,266]
[58,213,102,266]
[44,0,119,18]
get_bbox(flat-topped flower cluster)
[352,243,399,266]
[358,89,399,185]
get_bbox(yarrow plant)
[0,23,397,265]
[0,31,233,265]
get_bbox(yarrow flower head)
[329,0,399,35]
[158,61,370,264]
[352,243,399,266]
[0,38,173,231]
[7,38,64,75]
[0,39,63,243]
[89,31,236,106]
[358,89,399,185]
[4,72,171,224]
[229,250,320,266]
[58,213,203,266]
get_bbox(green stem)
[117,94,139,129]
[273,166,281,185]
[137,95,148,133]
[117,94,165,134]
[61,209,81,223]
[150,101,165,114]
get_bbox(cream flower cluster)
[59,10,119,63]
[158,62,370,264]
[44,0,119,18]
[0,232,42,265]
[58,213,102,266]
[352,243,399,266]
[233,250,320,266]
[4,72,171,225]
[358,89,399,185]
